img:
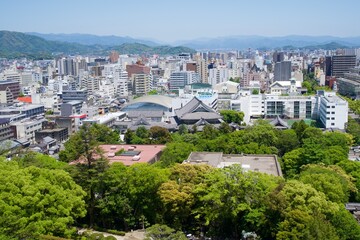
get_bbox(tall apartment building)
[114,70,129,97]
[273,51,285,63]
[196,58,208,84]
[208,68,229,86]
[169,71,200,90]
[132,74,151,95]
[274,61,291,81]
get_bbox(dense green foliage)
[0,31,195,59]
[0,158,86,239]
[3,120,360,239]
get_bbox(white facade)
[209,68,229,86]
[319,92,348,130]
[10,119,45,143]
[169,71,199,90]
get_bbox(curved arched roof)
[129,95,173,108]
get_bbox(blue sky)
[1,0,360,42]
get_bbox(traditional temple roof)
[174,97,220,120]
[269,115,289,129]
[194,118,210,126]
[132,116,151,126]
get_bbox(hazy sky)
[1,0,360,42]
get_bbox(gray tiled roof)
[181,112,222,120]
[175,97,216,119]
[127,110,164,118]
[269,115,289,129]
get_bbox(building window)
[331,123,335,126]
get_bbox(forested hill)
[0,31,195,58]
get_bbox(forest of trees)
[2,118,360,239]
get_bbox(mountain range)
[1,31,360,59]
[26,32,360,50]
[0,31,195,59]
[174,35,360,50]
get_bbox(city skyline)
[1,0,360,42]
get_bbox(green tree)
[347,117,360,145]
[291,120,309,141]
[59,123,117,163]
[178,124,188,135]
[60,124,110,227]
[298,164,357,204]
[136,126,149,139]
[330,208,360,240]
[124,129,135,144]
[195,165,282,239]
[126,164,169,229]
[201,124,219,139]
[158,164,212,229]
[266,180,339,240]
[159,142,195,167]
[145,224,187,240]
[149,126,172,144]
[219,110,244,124]
[275,129,299,156]
[0,159,86,239]
[218,122,232,134]
[14,152,67,170]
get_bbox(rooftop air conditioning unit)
[128,147,134,151]
[108,152,115,157]
[132,155,140,161]
[110,146,117,150]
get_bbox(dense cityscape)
[2,1,360,240]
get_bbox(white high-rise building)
[114,70,129,97]
[209,68,229,86]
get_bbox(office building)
[274,61,291,81]
[318,91,348,129]
[62,89,88,103]
[169,71,200,90]
[329,55,356,77]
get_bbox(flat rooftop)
[99,144,165,166]
[185,152,283,177]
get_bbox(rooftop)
[184,152,283,177]
[99,144,166,166]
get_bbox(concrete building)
[60,101,83,117]
[330,55,356,77]
[208,68,229,86]
[318,91,348,130]
[35,127,68,143]
[336,68,360,99]
[274,61,291,81]
[0,81,20,103]
[185,152,283,177]
[169,71,200,90]
[97,144,166,166]
[0,118,14,141]
[62,89,87,103]
[10,118,45,143]
[132,74,152,95]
